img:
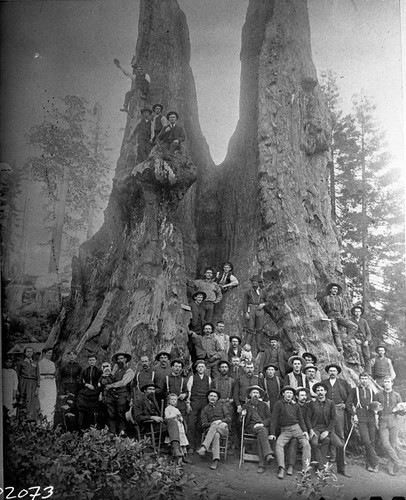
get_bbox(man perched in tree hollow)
[319,283,358,353]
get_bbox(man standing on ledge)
[243,275,269,355]
[188,267,222,323]
[319,283,358,352]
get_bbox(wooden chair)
[135,419,161,454]
[201,427,229,461]
[239,415,260,468]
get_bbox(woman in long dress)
[17,347,40,421]
[38,347,57,425]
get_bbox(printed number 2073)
[1,487,54,499]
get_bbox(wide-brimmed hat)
[288,355,306,368]
[206,389,221,400]
[313,382,327,393]
[229,335,242,344]
[303,363,318,373]
[375,344,386,353]
[281,385,296,395]
[152,103,163,112]
[112,352,132,364]
[141,108,152,114]
[326,283,342,295]
[263,363,279,373]
[351,304,364,316]
[217,360,231,370]
[296,386,311,396]
[170,358,184,367]
[325,363,342,374]
[246,385,264,397]
[192,291,207,301]
[249,274,263,282]
[194,359,207,367]
[202,322,215,333]
[155,350,171,361]
[166,111,179,120]
[302,352,318,364]
[140,382,159,392]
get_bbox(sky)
[0,0,404,274]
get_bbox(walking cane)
[157,399,164,456]
[239,414,246,469]
[343,421,355,457]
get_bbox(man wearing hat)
[319,283,358,352]
[158,111,186,160]
[374,376,403,476]
[228,336,242,364]
[150,104,168,143]
[105,352,134,435]
[371,345,396,387]
[165,359,189,417]
[270,386,311,479]
[241,385,274,473]
[133,382,162,428]
[259,337,288,378]
[152,351,172,404]
[303,364,319,399]
[347,372,379,473]
[283,356,306,388]
[233,361,259,413]
[186,360,212,453]
[321,363,351,449]
[307,382,351,477]
[351,305,372,373]
[188,268,222,323]
[189,291,207,336]
[132,355,154,401]
[189,323,222,377]
[243,275,269,355]
[116,60,150,111]
[129,108,153,163]
[197,390,231,470]
[302,352,321,382]
[260,363,282,412]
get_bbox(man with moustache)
[347,372,379,473]
[189,323,223,377]
[152,351,172,404]
[269,386,311,479]
[233,362,259,414]
[197,389,231,470]
[188,267,222,323]
[307,383,351,478]
[283,356,306,388]
[260,363,282,412]
[189,291,207,335]
[214,321,230,360]
[351,305,372,373]
[165,359,189,417]
[105,352,134,435]
[243,275,269,354]
[241,385,274,474]
[259,337,288,378]
[228,336,242,363]
[303,364,319,400]
[302,352,321,381]
[132,355,154,400]
[212,360,236,449]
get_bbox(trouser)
[330,316,358,350]
[137,136,152,163]
[379,415,401,465]
[200,301,215,323]
[248,426,273,467]
[245,305,265,355]
[202,422,229,460]
[106,394,128,435]
[311,430,345,472]
[78,409,97,430]
[276,425,311,470]
[187,398,207,448]
[123,89,136,109]
[358,419,379,468]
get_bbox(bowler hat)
[312,382,327,393]
[192,291,207,301]
[229,335,242,344]
[325,363,342,374]
[246,385,264,397]
[302,352,318,364]
[296,386,311,396]
[351,304,364,316]
[112,352,132,363]
[281,385,296,395]
[170,358,184,367]
[140,382,159,392]
[195,359,207,367]
[288,355,306,368]
[263,363,279,373]
[166,111,179,120]
[155,350,171,361]
[152,103,163,112]
[375,344,386,353]
[303,363,318,373]
[326,282,342,295]
[206,389,221,400]
[217,360,231,370]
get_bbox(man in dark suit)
[158,111,185,160]
[258,336,288,378]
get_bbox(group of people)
[115,57,185,162]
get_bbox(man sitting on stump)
[158,111,186,160]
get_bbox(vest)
[373,357,390,378]
[287,372,306,389]
[190,374,210,401]
[113,366,130,395]
[166,375,185,396]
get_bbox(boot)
[286,465,294,475]
[278,467,285,479]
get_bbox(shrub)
[5,420,205,500]
[284,463,344,500]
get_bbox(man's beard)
[146,393,155,400]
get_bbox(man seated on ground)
[270,386,311,479]
[241,385,274,474]
[197,389,231,470]
[158,111,186,160]
[260,363,282,412]
[374,376,403,476]
[307,382,351,478]
[284,356,306,388]
[347,372,379,473]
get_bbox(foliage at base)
[5,420,203,500]
[284,463,344,500]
